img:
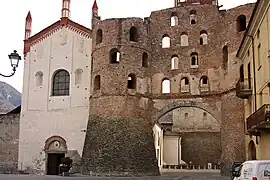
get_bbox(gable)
[24,18,92,55]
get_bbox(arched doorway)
[248,140,256,160]
[44,136,68,175]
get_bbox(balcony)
[246,104,270,135]
[236,78,252,99]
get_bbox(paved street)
[0,172,230,180]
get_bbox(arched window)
[181,32,189,47]
[75,69,83,85]
[35,71,43,86]
[94,75,101,90]
[171,55,179,70]
[203,112,207,120]
[184,113,188,120]
[236,15,246,32]
[171,12,178,26]
[52,69,70,96]
[162,78,170,94]
[142,52,149,68]
[190,52,198,67]
[130,26,138,42]
[200,76,209,92]
[127,74,136,89]
[180,77,190,93]
[190,10,197,24]
[109,48,121,63]
[96,29,102,44]
[223,45,228,70]
[162,34,170,48]
[200,30,208,45]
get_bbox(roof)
[7,106,21,114]
[236,0,261,57]
[24,17,92,54]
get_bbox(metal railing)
[246,104,270,131]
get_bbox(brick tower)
[80,1,160,176]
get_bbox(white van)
[232,160,270,180]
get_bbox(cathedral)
[19,0,255,176]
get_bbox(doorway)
[47,153,65,175]
[248,140,256,160]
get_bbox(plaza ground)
[0,171,230,180]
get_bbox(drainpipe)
[245,33,257,111]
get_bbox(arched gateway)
[44,136,68,175]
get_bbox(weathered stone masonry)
[0,109,20,173]
[81,1,255,177]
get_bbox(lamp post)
[0,50,21,77]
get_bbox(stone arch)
[248,140,256,160]
[44,135,67,153]
[152,100,220,124]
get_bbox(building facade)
[18,0,256,176]
[81,0,255,176]
[236,0,270,162]
[18,0,92,175]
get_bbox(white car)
[232,160,270,180]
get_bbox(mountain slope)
[0,81,21,114]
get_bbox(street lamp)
[0,50,21,77]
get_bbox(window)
[109,48,121,63]
[181,32,189,47]
[240,64,244,82]
[162,34,170,48]
[142,52,148,68]
[200,30,208,45]
[184,113,188,120]
[162,79,170,94]
[223,45,228,70]
[171,12,178,26]
[190,52,198,67]
[75,69,83,85]
[247,63,251,88]
[52,69,70,96]
[171,55,179,70]
[96,29,102,44]
[130,26,138,42]
[180,77,190,93]
[35,71,43,86]
[127,74,136,89]
[200,76,209,92]
[94,75,101,90]
[203,112,207,121]
[200,76,208,85]
[190,10,197,24]
[236,15,246,32]
[257,29,260,39]
[257,44,261,67]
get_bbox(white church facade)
[19,0,93,174]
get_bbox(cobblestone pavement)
[0,172,230,180]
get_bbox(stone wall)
[220,91,245,176]
[181,132,221,167]
[81,115,159,176]
[0,113,20,173]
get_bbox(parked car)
[230,162,243,180]
[231,160,270,180]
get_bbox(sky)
[0,0,256,93]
